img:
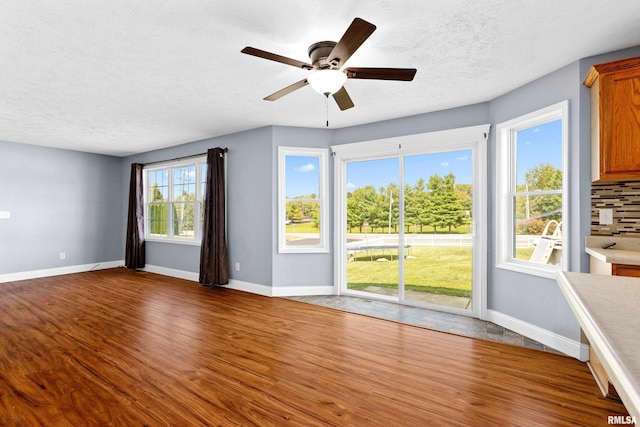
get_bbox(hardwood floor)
[0,268,630,426]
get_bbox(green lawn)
[347,246,539,297]
[347,246,472,297]
[285,222,318,233]
[288,221,538,297]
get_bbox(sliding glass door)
[345,158,400,298]
[334,126,487,317]
[402,151,473,310]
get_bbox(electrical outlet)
[0,211,10,219]
[59,252,66,260]
[599,209,613,225]
[235,262,240,272]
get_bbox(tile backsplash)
[591,181,640,236]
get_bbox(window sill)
[496,260,560,279]
[144,237,202,247]
[278,247,330,254]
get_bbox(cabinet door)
[612,263,640,277]
[600,68,640,179]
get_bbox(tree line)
[283,163,561,235]
[347,172,471,234]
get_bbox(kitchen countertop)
[585,236,640,266]
[556,271,640,421]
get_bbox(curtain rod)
[143,147,228,167]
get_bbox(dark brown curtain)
[125,163,145,269]
[199,147,229,286]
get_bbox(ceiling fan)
[241,17,417,111]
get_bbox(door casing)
[331,125,490,319]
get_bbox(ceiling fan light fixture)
[307,69,347,95]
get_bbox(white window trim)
[332,124,489,319]
[278,146,329,254]
[495,101,569,278]
[143,155,207,246]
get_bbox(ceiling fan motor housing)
[307,41,339,69]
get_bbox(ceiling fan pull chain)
[325,93,329,127]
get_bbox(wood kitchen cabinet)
[589,345,621,400]
[612,263,640,277]
[590,257,640,278]
[584,56,640,182]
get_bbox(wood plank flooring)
[0,268,630,426]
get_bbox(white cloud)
[440,161,449,167]
[456,156,468,161]
[347,182,356,190]
[533,127,541,133]
[296,163,316,172]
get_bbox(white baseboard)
[219,280,334,297]
[226,279,273,296]
[271,285,335,297]
[0,260,124,283]
[486,309,589,361]
[225,282,334,297]
[142,264,199,282]
[142,265,273,296]
[142,264,333,298]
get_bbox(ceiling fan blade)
[345,67,417,81]
[241,47,314,70]
[264,78,309,101]
[332,86,355,111]
[327,18,376,68]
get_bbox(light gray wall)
[0,140,122,274]
[332,103,491,145]
[487,61,583,339]
[122,126,274,286]
[227,128,274,286]
[271,126,334,287]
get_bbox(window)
[496,101,568,278]
[278,147,329,253]
[144,156,207,244]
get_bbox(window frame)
[143,155,207,246]
[331,124,489,318]
[495,101,569,278]
[278,146,329,254]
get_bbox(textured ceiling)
[1,1,640,156]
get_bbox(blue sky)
[347,150,473,191]
[346,120,562,191]
[515,119,562,186]
[286,155,319,198]
[286,119,562,196]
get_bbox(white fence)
[346,234,541,248]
